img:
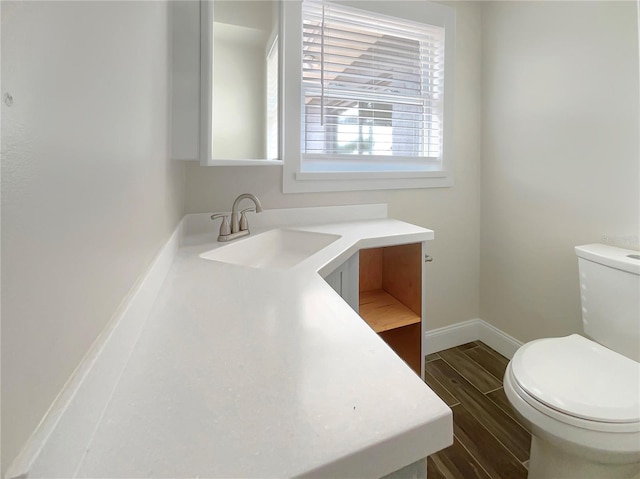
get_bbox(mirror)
[210,1,279,161]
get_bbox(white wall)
[1,1,185,472]
[185,2,483,331]
[480,1,639,342]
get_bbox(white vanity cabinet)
[11,205,447,478]
[325,242,426,378]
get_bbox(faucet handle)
[211,213,231,236]
[239,207,255,231]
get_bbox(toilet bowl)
[504,244,640,479]
[504,334,640,479]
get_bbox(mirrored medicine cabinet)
[171,0,281,166]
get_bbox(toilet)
[504,244,640,479]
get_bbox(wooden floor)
[425,341,532,479]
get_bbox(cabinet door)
[324,267,343,296]
[324,253,359,313]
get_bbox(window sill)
[283,169,453,193]
[295,170,448,181]
[197,159,284,167]
[282,156,452,192]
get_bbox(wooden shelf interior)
[359,289,420,333]
[358,243,422,324]
[358,244,422,375]
[380,323,422,375]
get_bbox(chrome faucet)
[211,193,263,242]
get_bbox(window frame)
[282,0,456,193]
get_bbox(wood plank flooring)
[425,342,531,479]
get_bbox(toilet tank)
[575,244,640,362]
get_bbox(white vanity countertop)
[70,214,452,478]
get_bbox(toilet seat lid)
[511,334,640,423]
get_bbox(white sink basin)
[199,228,340,271]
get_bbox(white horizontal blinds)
[301,0,445,159]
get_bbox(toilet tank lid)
[575,244,640,275]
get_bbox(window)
[282,0,455,192]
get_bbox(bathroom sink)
[199,228,340,271]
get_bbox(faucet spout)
[230,193,263,233]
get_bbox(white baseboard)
[425,319,523,360]
[6,220,184,479]
[477,320,524,359]
[424,319,482,355]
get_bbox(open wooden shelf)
[359,289,421,333]
[358,244,423,376]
